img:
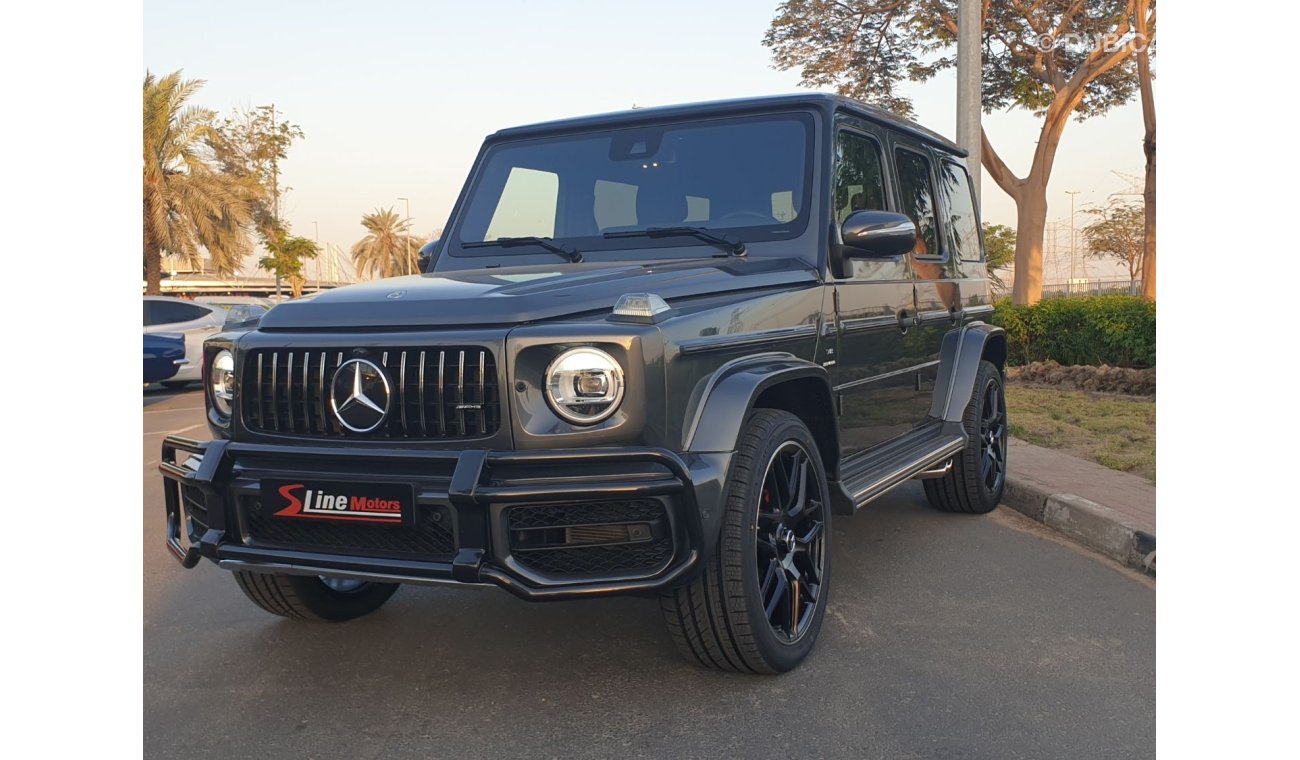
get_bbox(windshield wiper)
[604,226,746,257]
[463,236,583,263]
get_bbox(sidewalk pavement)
[1003,438,1156,575]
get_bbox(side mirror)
[841,210,916,258]
[418,238,440,273]
[223,304,265,331]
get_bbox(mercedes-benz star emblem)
[330,359,391,432]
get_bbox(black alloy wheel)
[978,376,1008,494]
[924,359,1007,514]
[661,408,832,673]
[755,440,827,643]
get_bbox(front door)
[830,125,932,458]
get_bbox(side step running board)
[833,421,966,513]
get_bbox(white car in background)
[143,296,225,387]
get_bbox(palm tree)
[259,225,320,298]
[350,208,424,279]
[143,70,258,294]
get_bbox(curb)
[1003,475,1156,576]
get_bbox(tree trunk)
[1137,0,1156,301]
[145,238,162,295]
[978,12,1140,306]
[1140,138,1154,300]
[1010,181,1048,305]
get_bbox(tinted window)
[452,114,813,255]
[149,301,211,325]
[834,131,886,223]
[939,161,983,261]
[485,167,559,240]
[894,148,941,259]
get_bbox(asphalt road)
[144,387,1155,759]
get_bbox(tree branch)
[981,128,1023,196]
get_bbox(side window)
[833,131,886,224]
[150,301,211,325]
[143,301,155,327]
[484,167,558,240]
[894,148,941,259]
[939,161,984,262]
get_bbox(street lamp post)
[264,103,282,300]
[1065,190,1081,292]
[313,221,320,291]
[955,0,981,202]
[397,197,412,276]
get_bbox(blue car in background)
[144,333,188,385]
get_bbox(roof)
[489,92,966,157]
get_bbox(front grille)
[242,347,499,439]
[242,497,455,559]
[508,499,673,578]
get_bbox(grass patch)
[1005,384,1155,482]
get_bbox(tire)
[661,409,832,673]
[924,359,1007,514]
[232,571,399,621]
[161,380,192,389]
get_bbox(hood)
[258,257,818,330]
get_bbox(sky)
[144,0,1144,282]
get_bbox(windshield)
[448,113,813,259]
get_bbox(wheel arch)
[683,354,839,478]
[928,322,1007,422]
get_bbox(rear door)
[934,157,993,320]
[889,141,958,411]
[829,122,928,457]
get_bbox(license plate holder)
[259,479,413,526]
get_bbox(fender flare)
[683,352,837,457]
[928,322,1007,422]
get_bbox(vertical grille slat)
[437,350,446,436]
[418,350,427,436]
[456,350,466,436]
[243,346,498,440]
[256,353,265,427]
[285,352,295,433]
[270,353,280,431]
[317,351,328,435]
[399,350,408,434]
[478,350,487,435]
[301,351,312,435]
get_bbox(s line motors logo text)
[272,483,403,523]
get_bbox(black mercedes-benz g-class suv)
[160,93,1007,673]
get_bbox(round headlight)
[544,347,625,425]
[209,350,235,420]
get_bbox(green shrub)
[991,295,1155,368]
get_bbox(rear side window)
[939,161,984,262]
[833,131,886,223]
[147,301,211,326]
[894,148,941,259]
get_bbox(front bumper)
[159,437,730,601]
